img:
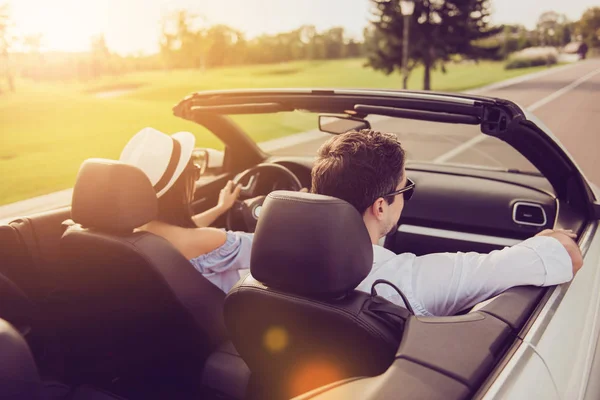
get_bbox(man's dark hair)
[311,129,406,214]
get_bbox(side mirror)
[191,149,210,175]
[318,115,371,135]
[191,148,225,175]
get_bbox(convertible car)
[1,88,599,400]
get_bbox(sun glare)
[289,360,345,397]
[263,326,289,353]
[8,0,370,55]
[10,0,124,52]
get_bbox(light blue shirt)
[190,233,573,317]
[189,231,254,293]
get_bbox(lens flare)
[263,326,289,353]
[289,359,345,397]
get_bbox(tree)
[22,33,43,81]
[205,25,242,67]
[23,33,42,53]
[576,7,600,48]
[90,34,111,78]
[346,39,363,58]
[0,3,15,92]
[158,11,245,70]
[159,10,204,69]
[323,27,345,59]
[500,25,519,58]
[536,11,568,46]
[517,29,531,50]
[366,0,502,90]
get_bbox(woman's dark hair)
[311,129,406,214]
[155,161,196,228]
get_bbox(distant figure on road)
[579,42,589,60]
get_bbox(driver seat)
[54,159,229,390]
[224,191,408,399]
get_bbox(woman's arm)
[192,181,241,227]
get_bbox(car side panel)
[483,343,560,400]
[584,320,600,400]
[533,223,600,399]
[294,359,470,400]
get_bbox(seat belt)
[365,280,413,339]
[370,279,415,315]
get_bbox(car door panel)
[530,222,600,399]
[583,320,600,400]
[297,283,547,400]
[296,359,471,400]
[482,344,561,400]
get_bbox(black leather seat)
[0,272,37,336]
[224,191,407,399]
[0,318,127,400]
[55,159,229,391]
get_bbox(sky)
[7,0,600,55]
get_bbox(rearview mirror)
[318,115,371,135]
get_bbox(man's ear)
[370,198,386,221]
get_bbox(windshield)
[232,112,539,174]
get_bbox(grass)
[0,58,553,205]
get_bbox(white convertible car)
[0,89,598,400]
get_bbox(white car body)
[483,111,600,400]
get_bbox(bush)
[505,47,558,70]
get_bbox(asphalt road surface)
[271,59,600,188]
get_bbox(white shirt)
[356,236,573,316]
[191,233,573,317]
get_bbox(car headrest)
[71,159,158,233]
[251,191,373,297]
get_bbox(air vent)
[513,202,547,226]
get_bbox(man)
[311,129,583,316]
[579,42,589,60]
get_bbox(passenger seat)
[0,317,126,400]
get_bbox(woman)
[119,127,253,293]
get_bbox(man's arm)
[410,229,582,317]
[535,229,583,275]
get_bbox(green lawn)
[0,58,552,205]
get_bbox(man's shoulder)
[372,244,415,265]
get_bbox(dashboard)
[269,156,586,256]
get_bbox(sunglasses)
[384,178,415,201]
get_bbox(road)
[271,59,600,187]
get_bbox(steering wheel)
[225,163,303,232]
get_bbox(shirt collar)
[372,244,396,265]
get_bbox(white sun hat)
[119,127,196,197]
